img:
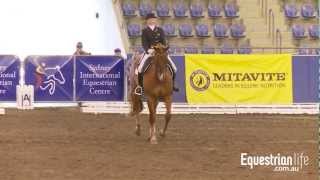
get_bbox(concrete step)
[243,18,269,32]
[248,32,272,41]
[240,11,262,18]
[250,39,273,46]
[246,24,268,33]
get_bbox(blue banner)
[0,55,20,101]
[171,56,186,102]
[75,56,124,101]
[292,55,319,103]
[24,56,74,101]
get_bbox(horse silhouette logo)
[190,69,210,92]
[35,63,66,95]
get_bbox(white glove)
[147,49,155,54]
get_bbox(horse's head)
[152,43,169,66]
[152,43,169,56]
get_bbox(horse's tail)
[128,53,143,116]
[129,93,143,116]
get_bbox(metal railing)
[130,47,320,55]
[260,0,265,16]
[276,29,282,53]
[268,9,275,44]
[260,0,268,22]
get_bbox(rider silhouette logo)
[35,63,66,95]
[190,69,211,92]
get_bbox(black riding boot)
[172,72,179,92]
[138,72,143,88]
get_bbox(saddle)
[134,56,173,76]
[128,54,174,97]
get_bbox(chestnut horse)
[129,43,173,144]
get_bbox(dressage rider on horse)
[135,13,179,95]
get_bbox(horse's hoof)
[159,130,166,138]
[135,126,141,136]
[150,138,158,145]
[135,131,140,136]
[135,129,141,136]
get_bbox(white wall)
[0,0,124,59]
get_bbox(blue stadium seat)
[132,46,144,54]
[139,2,152,17]
[184,46,198,54]
[179,24,193,37]
[284,4,299,18]
[156,2,170,17]
[301,3,316,18]
[238,44,252,54]
[201,46,215,54]
[127,24,141,37]
[190,3,204,18]
[224,2,239,18]
[208,4,223,18]
[195,24,210,37]
[298,45,312,55]
[292,24,307,39]
[168,46,182,55]
[214,24,228,38]
[230,23,246,38]
[162,24,177,37]
[220,43,234,54]
[122,2,137,17]
[173,2,188,17]
[308,24,320,39]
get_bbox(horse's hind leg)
[130,93,143,136]
[160,95,172,138]
[135,114,141,136]
[147,97,158,144]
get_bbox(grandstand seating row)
[284,2,319,19]
[122,1,239,18]
[128,22,319,39]
[132,41,254,55]
[127,23,246,38]
[132,43,320,55]
[292,24,319,39]
[117,0,319,54]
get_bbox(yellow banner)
[185,54,293,104]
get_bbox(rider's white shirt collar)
[148,25,156,31]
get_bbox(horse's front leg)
[160,95,172,138]
[147,97,158,144]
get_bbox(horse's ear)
[164,46,169,52]
[152,44,159,51]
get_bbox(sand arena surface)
[0,108,317,180]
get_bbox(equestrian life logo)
[240,153,309,172]
[35,63,66,95]
[190,69,211,91]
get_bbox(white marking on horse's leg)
[161,96,172,137]
[158,73,164,81]
[149,126,152,140]
[135,114,140,127]
[150,124,157,144]
[135,115,141,136]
